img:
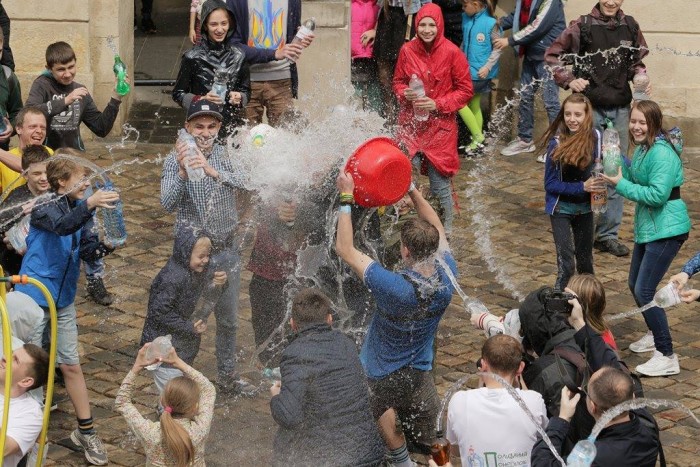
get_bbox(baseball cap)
[186,99,223,122]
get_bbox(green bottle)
[113,55,130,96]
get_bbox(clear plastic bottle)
[6,214,30,255]
[177,129,205,182]
[113,55,131,96]
[591,158,607,214]
[145,335,173,371]
[211,67,228,101]
[409,74,429,121]
[97,180,127,247]
[566,438,597,467]
[654,282,682,308]
[632,69,650,101]
[288,18,316,63]
[602,119,622,177]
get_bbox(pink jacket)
[351,0,380,59]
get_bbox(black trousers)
[550,211,594,289]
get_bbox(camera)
[543,289,575,315]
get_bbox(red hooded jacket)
[393,3,473,177]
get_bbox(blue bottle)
[96,179,127,247]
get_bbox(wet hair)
[22,145,51,171]
[291,288,333,327]
[23,343,50,390]
[47,148,86,192]
[160,376,200,467]
[15,106,46,130]
[567,274,609,335]
[588,366,633,413]
[46,41,76,68]
[400,218,440,262]
[629,100,672,150]
[538,93,595,170]
[481,334,523,375]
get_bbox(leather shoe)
[594,238,630,257]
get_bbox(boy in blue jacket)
[16,153,119,466]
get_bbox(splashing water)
[106,35,119,55]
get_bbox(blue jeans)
[628,235,686,356]
[593,106,630,242]
[518,57,560,142]
[412,154,453,234]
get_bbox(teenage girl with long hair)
[540,93,605,290]
[566,273,617,350]
[116,345,215,466]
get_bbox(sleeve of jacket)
[510,0,560,46]
[543,139,585,196]
[392,47,411,105]
[530,417,569,466]
[574,324,623,372]
[6,73,22,125]
[78,216,113,262]
[616,145,678,208]
[81,94,121,138]
[545,20,582,89]
[31,200,93,236]
[682,251,700,277]
[629,19,649,79]
[173,54,199,110]
[269,350,309,429]
[434,51,473,114]
[500,10,515,31]
[148,278,197,336]
[25,79,68,118]
[234,59,251,107]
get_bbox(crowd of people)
[0,0,696,466]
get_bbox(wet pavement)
[37,136,700,466]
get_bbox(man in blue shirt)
[335,172,457,467]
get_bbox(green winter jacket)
[616,134,690,244]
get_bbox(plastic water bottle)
[211,68,228,102]
[566,438,597,466]
[97,180,127,247]
[6,215,30,255]
[654,282,682,308]
[409,74,429,121]
[145,335,173,371]
[177,129,205,182]
[591,158,607,214]
[602,119,622,177]
[288,18,316,63]
[113,55,131,96]
[262,367,281,380]
[632,69,650,101]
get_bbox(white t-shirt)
[446,387,547,467]
[0,393,43,467]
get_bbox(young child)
[351,0,382,113]
[140,230,226,392]
[116,345,216,467]
[458,0,501,156]
[446,334,547,465]
[541,93,605,290]
[14,155,119,466]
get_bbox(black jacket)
[270,323,384,467]
[172,0,251,137]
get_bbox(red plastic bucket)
[345,137,412,208]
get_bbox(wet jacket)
[271,323,384,467]
[173,0,251,135]
[545,5,648,108]
[393,3,473,177]
[351,0,380,60]
[16,194,111,308]
[226,0,301,97]
[500,0,565,60]
[140,230,211,365]
[617,130,690,244]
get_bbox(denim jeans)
[550,212,594,290]
[628,235,686,356]
[518,57,560,142]
[412,155,453,234]
[593,106,629,242]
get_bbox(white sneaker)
[629,331,656,353]
[536,153,546,163]
[636,351,680,376]
[501,139,536,156]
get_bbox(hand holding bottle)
[583,175,606,193]
[212,271,227,287]
[65,87,89,105]
[601,166,623,186]
[203,90,225,105]
[86,189,120,210]
[670,272,690,290]
[274,43,303,61]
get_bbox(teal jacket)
[616,131,690,244]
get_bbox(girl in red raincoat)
[393,3,473,235]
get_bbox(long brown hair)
[629,100,672,150]
[160,377,200,467]
[538,93,595,170]
[567,274,608,334]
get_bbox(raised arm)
[334,172,373,280]
[408,182,447,248]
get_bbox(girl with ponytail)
[116,345,215,466]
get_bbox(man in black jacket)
[269,288,384,467]
[531,366,659,466]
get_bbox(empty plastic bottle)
[591,158,607,214]
[113,55,131,96]
[288,18,316,63]
[566,438,597,467]
[602,119,622,177]
[409,74,429,121]
[145,335,173,371]
[177,129,205,182]
[632,69,650,101]
[96,179,127,247]
[211,67,228,101]
[6,215,30,255]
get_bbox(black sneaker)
[594,238,630,257]
[140,17,158,34]
[86,277,114,306]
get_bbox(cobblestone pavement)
[38,139,700,466]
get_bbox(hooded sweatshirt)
[393,4,473,177]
